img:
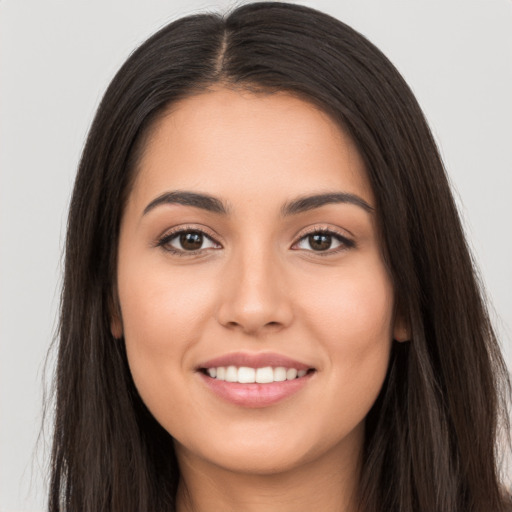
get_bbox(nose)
[215,245,294,336]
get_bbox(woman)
[49,2,511,511]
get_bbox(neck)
[175,432,363,512]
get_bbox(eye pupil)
[309,233,332,251]
[180,232,203,250]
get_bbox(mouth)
[199,365,315,383]
[196,352,317,407]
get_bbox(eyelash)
[294,227,355,256]
[156,225,221,257]
[156,226,355,257]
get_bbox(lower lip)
[199,372,314,408]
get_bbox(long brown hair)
[49,2,511,510]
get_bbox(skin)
[113,87,408,512]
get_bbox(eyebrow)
[143,191,229,216]
[142,190,373,217]
[281,192,374,216]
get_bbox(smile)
[203,366,309,383]
[197,353,316,407]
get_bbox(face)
[114,87,405,477]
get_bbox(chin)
[186,443,312,476]
[173,419,365,478]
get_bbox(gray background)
[1,0,511,510]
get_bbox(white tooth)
[216,367,226,380]
[297,369,307,378]
[273,367,287,382]
[286,368,298,380]
[255,366,274,383]
[238,366,256,383]
[207,368,216,378]
[226,365,238,382]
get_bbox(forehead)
[129,87,373,212]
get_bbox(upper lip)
[197,352,314,371]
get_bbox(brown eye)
[293,230,355,253]
[158,229,220,254]
[308,233,332,251]
[180,232,203,250]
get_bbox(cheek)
[296,263,393,436]
[120,260,214,343]
[297,259,394,390]
[117,259,218,400]
[300,261,394,339]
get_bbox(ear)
[110,313,123,340]
[109,291,123,339]
[393,309,410,343]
